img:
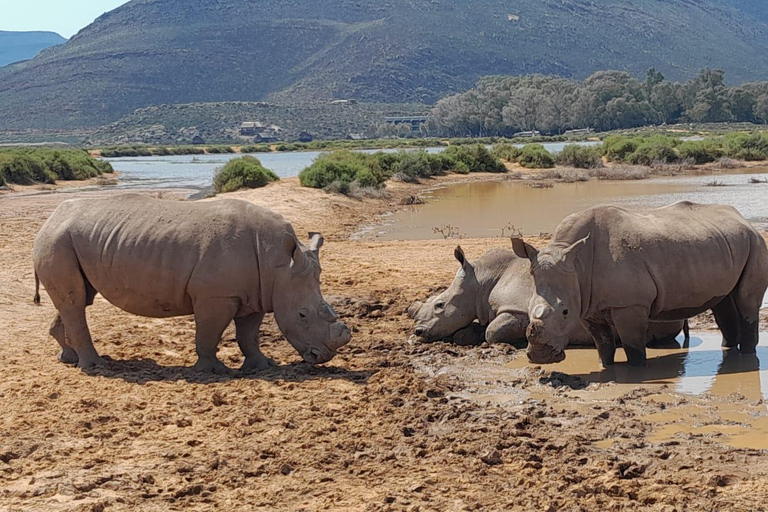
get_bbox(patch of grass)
[517,144,555,169]
[212,156,279,193]
[540,168,590,182]
[589,164,649,180]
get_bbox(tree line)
[429,69,768,137]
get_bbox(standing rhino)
[33,194,351,372]
[408,246,684,348]
[512,202,768,366]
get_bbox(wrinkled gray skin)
[409,246,684,350]
[512,202,768,367]
[33,194,351,373]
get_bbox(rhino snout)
[527,344,566,365]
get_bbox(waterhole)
[362,169,768,240]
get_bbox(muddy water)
[364,168,768,240]
[507,331,768,449]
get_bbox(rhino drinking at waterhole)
[512,202,768,366]
[33,194,351,372]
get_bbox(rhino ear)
[284,233,307,271]
[511,237,538,262]
[308,232,324,255]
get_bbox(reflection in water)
[367,168,768,240]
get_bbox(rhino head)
[272,232,351,364]
[511,235,590,364]
[409,246,480,342]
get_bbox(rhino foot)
[59,348,79,365]
[193,357,230,374]
[241,356,278,372]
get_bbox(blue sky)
[1,0,130,38]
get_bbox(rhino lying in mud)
[33,194,351,372]
[512,201,768,367]
[408,247,684,349]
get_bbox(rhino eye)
[562,309,569,317]
[299,311,307,319]
[435,301,445,311]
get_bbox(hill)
[0,31,66,67]
[1,0,768,130]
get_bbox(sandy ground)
[2,175,768,511]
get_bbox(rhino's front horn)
[407,301,423,319]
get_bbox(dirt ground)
[2,175,768,511]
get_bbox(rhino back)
[556,202,765,317]
[37,194,290,317]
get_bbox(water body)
[103,142,599,191]
[364,168,768,240]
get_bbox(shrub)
[627,137,679,166]
[0,148,112,185]
[490,143,522,162]
[602,136,640,162]
[213,156,279,193]
[677,140,724,164]
[723,133,768,161]
[240,145,272,153]
[589,165,649,180]
[444,145,506,172]
[299,151,385,192]
[556,145,603,169]
[517,144,555,168]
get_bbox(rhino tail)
[33,271,41,306]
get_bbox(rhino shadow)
[86,356,373,385]
[570,336,764,386]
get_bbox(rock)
[481,450,503,466]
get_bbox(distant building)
[255,129,280,143]
[298,131,313,143]
[330,99,358,105]
[240,121,266,136]
[513,130,541,138]
[192,135,205,145]
[346,133,366,140]
[563,128,595,136]
[384,116,429,132]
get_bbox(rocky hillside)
[0,31,66,67]
[1,0,768,130]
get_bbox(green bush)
[626,137,679,165]
[213,156,279,193]
[677,140,724,164]
[556,145,603,168]
[602,136,641,162]
[444,145,506,172]
[490,143,522,162]
[299,151,386,192]
[517,144,555,168]
[240,145,272,153]
[0,148,112,185]
[723,133,768,161]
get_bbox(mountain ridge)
[0,30,67,68]
[1,0,768,130]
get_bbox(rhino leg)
[236,313,277,371]
[712,295,741,349]
[583,320,616,368]
[611,306,649,367]
[49,314,78,365]
[192,298,238,374]
[485,312,527,345]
